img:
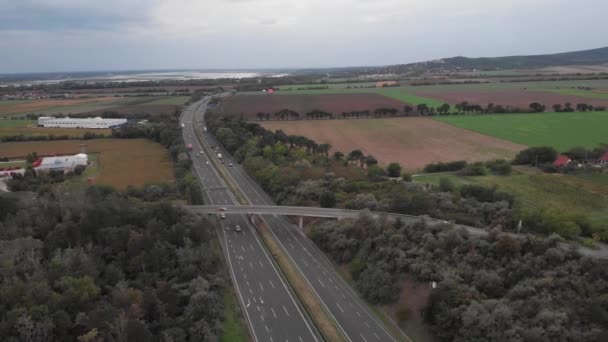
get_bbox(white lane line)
[261,315,265,322]
[271,307,277,319]
[241,246,246,252]
[317,278,325,288]
[249,262,254,270]
[249,288,253,294]
[259,281,264,291]
[269,280,275,289]
[303,260,309,267]
[374,333,380,340]
[265,325,269,333]
[282,305,290,317]
[336,303,345,313]
[299,337,303,342]
[361,334,369,342]
[356,311,362,317]
[365,321,370,328]
[249,243,255,251]
[258,260,264,268]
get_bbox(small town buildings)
[37,116,127,129]
[599,152,608,165]
[553,154,572,168]
[376,81,399,88]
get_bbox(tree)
[332,151,344,161]
[552,104,562,112]
[364,155,378,167]
[347,150,364,166]
[320,191,336,208]
[386,162,402,177]
[529,102,546,113]
[417,103,429,115]
[438,103,451,115]
[403,105,413,116]
[513,146,558,165]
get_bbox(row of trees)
[309,214,608,341]
[0,186,226,341]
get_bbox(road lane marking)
[269,280,275,289]
[249,262,254,270]
[259,260,264,268]
[365,321,370,328]
[271,307,277,319]
[336,303,345,313]
[259,281,264,291]
[356,311,362,317]
[361,334,369,342]
[374,333,380,340]
[318,279,325,287]
[282,305,290,317]
[265,325,269,333]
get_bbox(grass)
[414,168,608,225]
[220,288,249,342]
[435,111,608,150]
[141,96,191,106]
[0,161,26,168]
[0,139,174,189]
[544,88,608,100]
[0,119,33,128]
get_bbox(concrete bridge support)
[298,216,303,229]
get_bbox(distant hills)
[333,46,608,76]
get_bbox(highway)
[190,100,407,342]
[181,100,321,342]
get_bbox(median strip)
[249,214,346,342]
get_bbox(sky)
[0,0,606,73]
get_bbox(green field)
[137,96,190,106]
[544,88,608,100]
[415,169,608,225]
[0,119,33,128]
[435,111,608,150]
[220,288,248,342]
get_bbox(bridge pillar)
[298,216,303,229]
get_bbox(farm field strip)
[261,117,524,170]
[0,139,174,189]
[435,111,608,150]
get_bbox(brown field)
[0,139,174,189]
[414,89,608,108]
[0,97,118,116]
[261,117,525,170]
[221,93,407,119]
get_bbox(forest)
[309,214,608,341]
[0,185,226,341]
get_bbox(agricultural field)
[414,168,608,225]
[436,111,608,150]
[0,97,119,117]
[0,119,111,139]
[261,117,524,170]
[0,95,188,118]
[0,139,174,189]
[413,89,608,109]
[221,93,409,119]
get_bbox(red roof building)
[553,155,572,167]
[600,152,608,164]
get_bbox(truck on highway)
[203,126,208,132]
[187,143,193,151]
[217,153,222,159]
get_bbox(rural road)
[192,100,408,342]
[182,99,322,342]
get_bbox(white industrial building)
[33,153,88,172]
[37,116,127,129]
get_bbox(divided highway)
[181,100,321,342]
[190,99,407,342]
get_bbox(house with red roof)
[553,155,572,168]
[599,152,608,165]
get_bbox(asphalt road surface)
[181,99,321,342]
[191,100,407,342]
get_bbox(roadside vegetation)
[309,214,608,341]
[0,186,227,341]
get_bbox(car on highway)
[219,212,226,219]
[228,162,233,167]
[235,224,242,232]
[205,161,209,165]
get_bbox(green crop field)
[415,169,608,225]
[139,96,190,106]
[0,119,33,128]
[544,88,608,100]
[435,111,608,150]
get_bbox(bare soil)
[261,117,525,170]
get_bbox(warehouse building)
[37,116,127,129]
[32,153,88,172]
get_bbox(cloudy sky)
[0,0,606,73]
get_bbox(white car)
[235,224,242,232]
[229,162,233,167]
[219,212,226,219]
[205,161,210,165]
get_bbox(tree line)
[309,214,608,341]
[0,185,227,341]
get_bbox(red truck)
[187,143,193,151]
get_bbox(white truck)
[203,126,208,132]
[217,153,222,159]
